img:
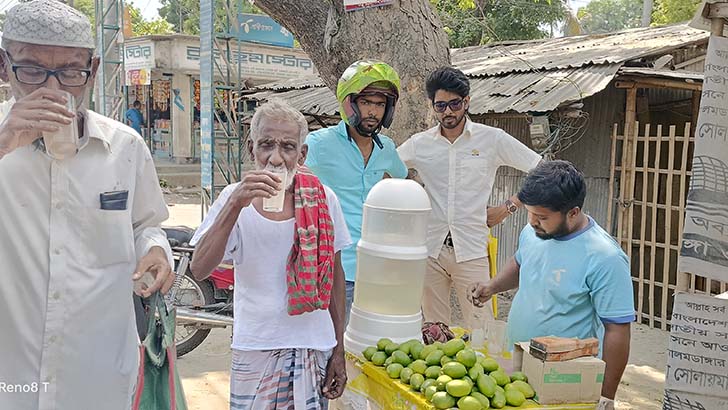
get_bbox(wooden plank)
[618,77,703,91]
[615,81,636,89]
[649,124,662,328]
[661,126,677,331]
[639,124,650,326]
[674,55,706,70]
[608,124,618,234]
[676,123,692,292]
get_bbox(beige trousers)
[422,244,494,330]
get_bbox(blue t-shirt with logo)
[507,217,635,352]
[305,121,408,282]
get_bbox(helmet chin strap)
[355,122,384,149]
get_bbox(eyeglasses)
[433,98,464,113]
[3,52,91,87]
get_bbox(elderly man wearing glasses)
[0,1,173,409]
[397,67,541,329]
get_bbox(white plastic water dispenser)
[344,179,431,356]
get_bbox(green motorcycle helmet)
[337,60,401,146]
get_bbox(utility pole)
[641,0,653,27]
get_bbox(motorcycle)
[163,226,235,357]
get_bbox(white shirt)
[191,183,352,351]
[398,119,541,262]
[0,102,172,410]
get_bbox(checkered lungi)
[230,348,332,410]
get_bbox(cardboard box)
[513,342,605,404]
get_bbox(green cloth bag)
[132,292,188,410]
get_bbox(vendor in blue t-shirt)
[125,100,145,135]
[469,160,635,410]
[305,61,408,318]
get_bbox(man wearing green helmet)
[305,61,408,317]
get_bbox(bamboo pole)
[626,120,640,291]
[661,126,676,330]
[676,124,693,293]
[618,87,638,253]
[639,124,650,326]
[649,124,662,328]
[608,124,619,234]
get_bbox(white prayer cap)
[2,0,95,50]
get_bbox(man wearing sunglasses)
[397,67,541,328]
[0,1,173,409]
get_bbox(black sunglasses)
[433,98,464,113]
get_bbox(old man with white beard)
[190,99,351,409]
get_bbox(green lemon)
[510,371,528,383]
[425,385,439,401]
[490,369,510,387]
[445,379,472,398]
[457,395,484,410]
[436,374,452,391]
[386,363,404,379]
[442,362,467,379]
[442,338,466,357]
[371,351,387,366]
[398,342,412,356]
[425,365,442,380]
[476,371,497,398]
[384,342,400,355]
[419,344,439,361]
[426,350,445,366]
[376,338,393,351]
[421,378,437,393]
[468,363,485,381]
[511,380,535,399]
[410,373,425,391]
[456,349,478,368]
[491,390,506,409]
[400,367,414,384]
[362,346,378,361]
[392,350,412,367]
[431,392,456,409]
[410,342,424,361]
[384,356,393,367]
[470,391,490,409]
[440,355,455,366]
[505,389,526,407]
[409,359,428,375]
[481,357,499,373]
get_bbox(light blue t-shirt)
[305,121,408,282]
[125,108,144,135]
[507,217,635,352]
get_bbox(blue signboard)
[200,0,214,191]
[236,13,294,48]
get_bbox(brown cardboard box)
[513,342,605,404]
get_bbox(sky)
[1,0,594,23]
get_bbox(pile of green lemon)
[362,337,536,409]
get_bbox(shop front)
[123,34,315,163]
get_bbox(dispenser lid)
[364,179,431,211]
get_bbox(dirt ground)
[166,193,668,410]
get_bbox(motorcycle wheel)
[172,270,215,357]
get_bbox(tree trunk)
[254,0,451,144]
